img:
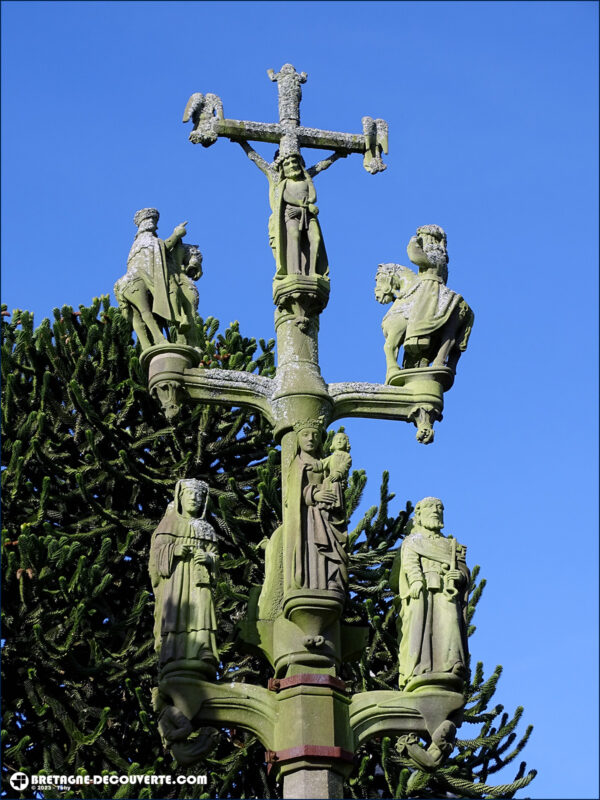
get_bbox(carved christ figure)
[236,141,346,278]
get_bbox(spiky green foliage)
[1,299,279,799]
[2,300,535,799]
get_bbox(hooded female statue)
[149,479,219,677]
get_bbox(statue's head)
[413,497,444,532]
[134,207,159,232]
[293,417,325,456]
[281,153,304,179]
[174,478,209,518]
[331,432,350,453]
[185,245,203,280]
[280,63,296,75]
[408,225,448,282]
[416,224,446,246]
[433,720,456,748]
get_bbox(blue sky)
[2,1,598,797]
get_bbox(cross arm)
[144,348,276,426]
[183,367,275,424]
[328,379,445,424]
[214,118,282,144]
[188,117,283,147]
[297,126,366,153]
[188,117,383,157]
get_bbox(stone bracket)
[349,688,465,747]
[159,675,465,776]
[329,368,452,425]
[143,344,276,425]
[159,673,278,751]
[142,345,453,439]
[182,366,275,424]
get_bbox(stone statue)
[361,116,388,174]
[267,63,308,122]
[152,688,215,766]
[183,92,224,146]
[321,431,352,491]
[390,497,469,690]
[374,225,474,383]
[237,141,346,279]
[114,208,203,350]
[149,479,219,679]
[396,720,456,770]
[283,419,349,599]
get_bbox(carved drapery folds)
[374,225,474,386]
[390,497,469,692]
[114,208,202,350]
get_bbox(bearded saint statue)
[390,497,469,690]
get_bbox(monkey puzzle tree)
[1,300,535,799]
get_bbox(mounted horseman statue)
[114,208,203,350]
[374,225,474,385]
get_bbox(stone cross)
[183,62,388,173]
[138,63,467,800]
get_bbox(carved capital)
[273,275,330,320]
[408,406,442,445]
[151,379,185,421]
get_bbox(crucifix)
[183,62,388,172]
[138,63,467,799]
[183,63,387,290]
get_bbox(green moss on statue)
[114,208,203,350]
[390,497,469,691]
[374,225,474,382]
[283,419,349,598]
[149,478,219,679]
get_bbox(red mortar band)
[265,745,354,767]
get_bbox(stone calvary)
[114,63,474,798]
